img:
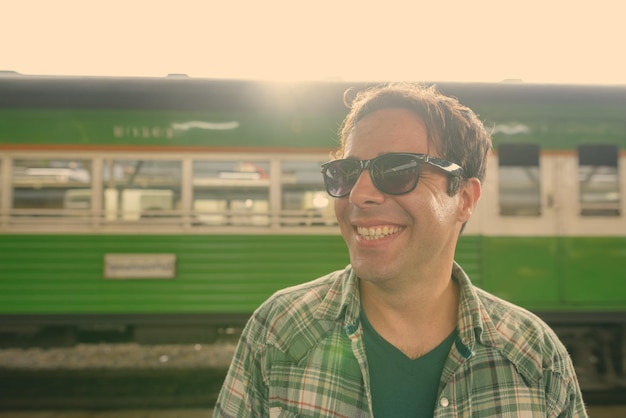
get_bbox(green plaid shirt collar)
[302,262,568,399]
[312,262,507,363]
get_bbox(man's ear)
[458,177,481,223]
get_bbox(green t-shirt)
[361,310,457,417]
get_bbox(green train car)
[0,74,624,391]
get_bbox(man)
[214,83,587,417]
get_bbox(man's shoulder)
[473,286,573,376]
[474,287,543,327]
[261,268,347,317]
[243,267,352,358]
[475,286,560,347]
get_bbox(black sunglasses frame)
[320,153,465,198]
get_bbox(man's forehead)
[344,108,440,156]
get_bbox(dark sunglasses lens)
[323,160,362,197]
[372,154,421,194]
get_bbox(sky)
[3,0,626,85]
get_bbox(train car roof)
[1,73,625,111]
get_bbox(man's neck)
[359,269,459,359]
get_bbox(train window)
[102,159,181,222]
[192,160,270,226]
[578,144,620,216]
[12,158,92,217]
[498,143,541,216]
[281,160,335,226]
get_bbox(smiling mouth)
[356,225,402,240]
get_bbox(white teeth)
[356,226,401,240]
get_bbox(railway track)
[582,389,626,406]
[2,366,624,412]
[1,340,623,412]
[0,367,227,410]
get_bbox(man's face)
[334,108,468,287]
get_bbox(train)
[0,73,624,392]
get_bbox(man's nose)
[349,169,385,206]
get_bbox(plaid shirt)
[214,263,588,417]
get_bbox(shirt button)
[440,397,450,407]
[461,337,470,345]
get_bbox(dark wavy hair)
[337,82,492,195]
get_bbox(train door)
[477,143,626,308]
[477,144,562,307]
[556,145,626,305]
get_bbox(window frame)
[0,150,337,234]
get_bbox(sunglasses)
[321,153,465,198]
